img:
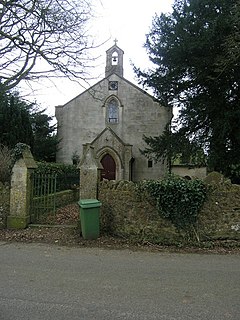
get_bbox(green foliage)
[0,89,34,148]
[35,162,79,176]
[137,175,207,238]
[12,143,30,161]
[0,85,58,162]
[142,127,207,169]
[35,162,79,192]
[71,151,80,165]
[137,0,240,176]
[0,143,32,183]
[229,164,240,184]
[30,110,58,162]
[215,0,240,73]
[0,144,12,183]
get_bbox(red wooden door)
[100,154,116,180]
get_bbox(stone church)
[55,42,171,181]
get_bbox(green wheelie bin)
[79,199,101,240]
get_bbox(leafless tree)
[0,0,98,91]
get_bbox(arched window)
[107,98,119,123]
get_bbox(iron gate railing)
[30,172,57,223]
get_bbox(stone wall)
[98,180,240,243]
[32,189,78,207]
[172,165,207,180]
[54,189,79,208]
[199,184,240,239]
[0,182,10,228]
[99,180,179,243]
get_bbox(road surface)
[0,242,239,320]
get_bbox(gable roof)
[90,126,132,147]
[58,73,160,109]
[106,44,124,54]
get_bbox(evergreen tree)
[0,86,58,161]
[0,89,34,148]
[31,110,58,162]
[136,0,240,177]
[142,128,207,171]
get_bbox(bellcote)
[105,40,124,78]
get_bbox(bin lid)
[78,199,102,208]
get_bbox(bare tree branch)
[0,0,99,91]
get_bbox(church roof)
[57,71,160,109]
[56,43,160,108]
[106,44,124,54]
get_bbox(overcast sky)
[21,0,174,116]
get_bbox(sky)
[20,0,174,116]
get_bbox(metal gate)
[30,172,57,224]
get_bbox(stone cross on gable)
[114,38,118,46]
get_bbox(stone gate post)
[7,146,37,229]
[78,145,103,199]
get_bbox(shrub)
[12,143,30,162]
[35,162,79,191]
[0,144,12,183]
[228,164,240,184]
[137,175,207,241]
[35,162,79,175]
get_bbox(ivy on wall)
[12,143,30,161]
[137,175,207,241]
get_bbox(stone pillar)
[7,147,37,229]
[78,145,103,199]
[123,144,133,180]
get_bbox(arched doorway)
[100,154,116,180]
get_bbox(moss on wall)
[0,182,10,228]
[55,189,79,207]
[99,180,179,244]
[31,189,79,214]
[98,177,240,244]
[199,175,240,240]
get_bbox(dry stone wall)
[98,179,240,243]
[99,180,180,243]
[55,189,79,208]
[199,184,240,239]
[0,182,10,228]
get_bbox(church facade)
[55,43,172,181]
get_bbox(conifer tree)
[0,86,58,161]
[0,90,34,148]
[137,0,240,177]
